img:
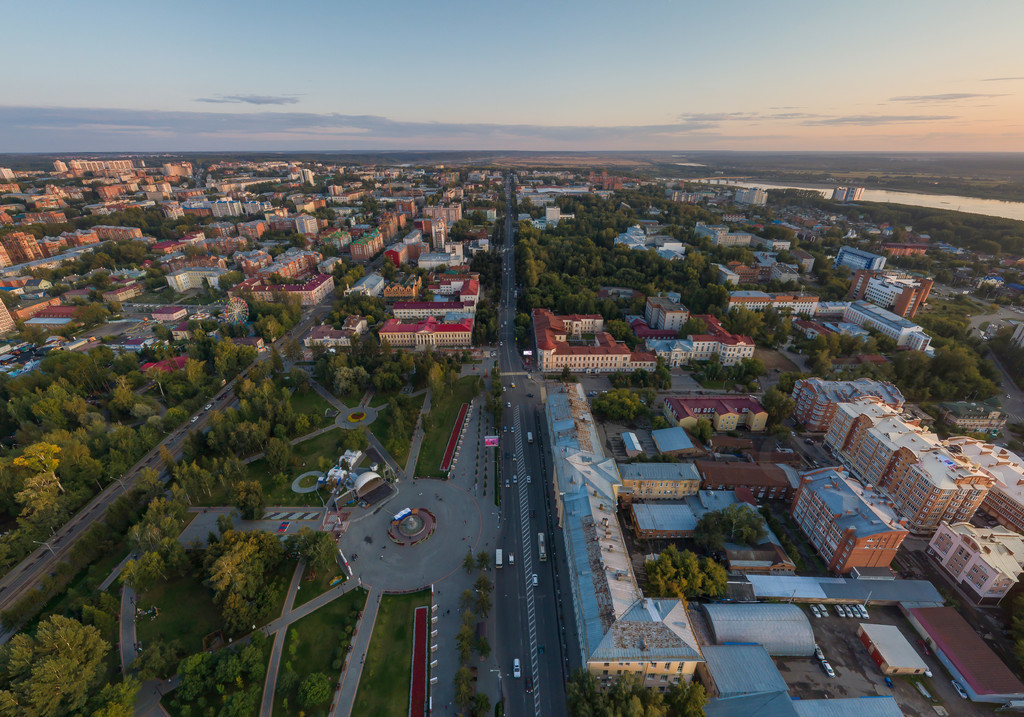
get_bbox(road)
[0,297,334,627]
[492,172,573,717]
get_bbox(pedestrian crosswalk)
[512,406,541,714]
[263,510,320,521]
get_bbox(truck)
[527,431,534,444]
[495,549,503,568]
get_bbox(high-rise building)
[848,270,933,318]
[832,186,865,202]
[842,300,931,351]
[792,377,905,432]
[0,299,15,336]
[734,187,767,205]
[790,467,908,573]
[52,160,68,173]
[0,232,43,264]
[0,168,16,181]
[823,398,993,533]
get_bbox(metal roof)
[701,645,788,698]
[702,603,814,657]
[746,574,944,605]
[792,697,904,717]
[651,426,695,453]
[857,623,927,670]
[704,692,798,717]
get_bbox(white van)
[513,658,521,678]
[509,552,515,566]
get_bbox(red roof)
[910,607,1024,696]
[393,301,465,311]
[380,316,473,334]
[666,395,766,421]
[689,314,754,346]
[140,355,188,373]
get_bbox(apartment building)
[832,186,865,202]
[734,187,767,205]
[664,396,768,432]
[237,220,267,240]
[93,225,143,241]
[422,204,462,224]
[0,300,14,336]
[848,270,933,318]
[382,274,422,302]
[0,232,43,263]
[294,214,320,235]
[835,246,886,272]
[790,467,909,573]
[824,399,993,532]
[644,296,690,332]
[727,291,819,315]
[928,522,1024,604]
[259,248,322,280]
[842,300,931,351]
[349,230,384,261]
[101,282,143,302]
[943,437,1024,534]
[166,267,228,292]
[230,274,335,306]
[792,377,905,431]
[694,221,752,247]
[938,400,1005,434]
[233,250,273,275]
[378,316,473,349]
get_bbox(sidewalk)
[120,585,139,673]
[259,560,305,717]
[330,585,382,716]
[404,389,432,477]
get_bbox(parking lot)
[778,603,990,717]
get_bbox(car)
[951,680,968,699]
[884,677,894,688]
[508,553,514,565]
[818,603,829,616]
[513,658,521,678]
[925,668,933,678]
[525,676,533,693]
[821,661,835,678]
[505,480,510,488]
[277,521,290,533]
[835,605,847,618]
[532,573,538,586]
[511,383,515,388]
[857,604,869,619]
[814,644,824,661]
[513,475,518,484]
[205,403,213,410]
[805,438,814,445]
[916,639,930,656]
[810,605,821,618]
[507,402,511,408]
[190,416,199,423]
[527,475,531,484]
[510,426,515,433]
[527,393,533,397]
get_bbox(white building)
[211,199,243,217]
[842,300,931,352]
[734,187,767,205]
[929,522,1024,604]
[166,267,228,292]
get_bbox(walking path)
[259,560,305,716]
[404,389,432,477]
[100,552,133,592]
[119,585,139,674]
[330,585,382,717]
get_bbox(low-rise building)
[835,246,886,272]
[230,274,334,306]
[727,290,819,315]
[790,467,909,574]
[533,308,632,373]
[664,396,768,432]
[393,300,472,320]
[928,522,1024,604]
[697,461,799,501]
[848,270,933,318]
[857,623,930,675]
[938,399,1005,434]
[166,267,228,292]
[382,274,422,302]
[151,306,187,322]
[842,300,931,352]
[378,316,473,349]
[343,272,385,297]
[616,462,701,501]
[304,316,368,349]
[644,296,690,332]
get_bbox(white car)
[857,605,870,619]
[952,680,968,699]
[814,644,825,661]
[190,416,199,423]
[527,475,531,484]
[507,402,511,408]
[531,573,538,587]
[810,605,821,618]
[513,658,521,678]
[818,604,829,616]
[513,475,518,484]
[821,661,835,678]
[205,403,212,410]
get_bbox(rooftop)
[858,623,928,670]
[701,645,788,697]
[944,522,1024,578]
[651,426,697,453]
[797,467,906,536]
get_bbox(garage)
[701,603,814,657]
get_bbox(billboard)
[484,435,499,447]
[522,350,533,356]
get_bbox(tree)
[462,548,475,574]
[232,480,265,521]
[762,387,796,429]
[288,527,337,572]
[91,678,141,717]
[297,672,331,707]
[693,504,767,552]
[667,679,708,717]
[473,692,491,716]
[453,666,474,710]
[692,418,713,444]
[645,545,727,600]
[475,551,490,571]
[460,589,475,611]
[0,615,110,717]
[265,437,292,474]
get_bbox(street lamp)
[33,540,57,558]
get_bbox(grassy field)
[291,388,335,418]
[368,390,398,408]
[293,561,346,608]
[372,393,426,467]
[273,587,368,715]
[352,590,430,717]
[136,574,222,655]
[415,376,480,477]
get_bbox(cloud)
[801,114,957,126]
[889,93,1005,103]
[982,76,1024,82]
[195,94,300,106]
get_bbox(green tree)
[645,545,727,600]
[463,548,475,574]
[0,615,110,717]
[692,418,713,444]
[692,504,767,552]
[297,672,331,707]
[453,666,474,710]
[761,387,796,429]
[232,480,265,521]
[287,527,337,572]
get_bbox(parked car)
[817,604,830,617]
[952,680,968,699]
[810,605,821,618]
[917,639,930,656]
[190,416,199,423]
[857,604,869,619]
[884,677,894,688]
[821,661,835,678]
[814,644,824,661]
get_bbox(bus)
[495,549,503,568]
[537,533,547,562]
[527,431,534,444]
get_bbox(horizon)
[2,0,1023,152]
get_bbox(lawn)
[293,561,346,608]
[352,590,431,717]
[368,390,398,408]
[415,376,481,477]
[136,574,221,655]
[273,587,368,716]
[291,388,334,418]
[372,394,426,467]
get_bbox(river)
[697,178,1024,222]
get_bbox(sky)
[2,0,1024,152]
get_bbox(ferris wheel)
[223,296,249,324]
